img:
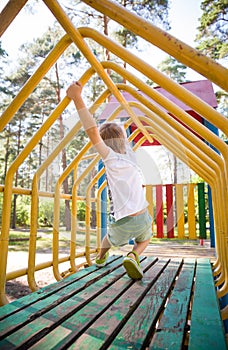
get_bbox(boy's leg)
[128,238,151,260]
[123,238,151,279]
[97,235,111,259]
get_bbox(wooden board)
[188,259,227,350]
[0,256,226,350]
[149,258,195,349]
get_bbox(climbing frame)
[0,0,228,332]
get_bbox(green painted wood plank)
[107,259,183,350]
[67,258,170,349]
[197,183,207,239]
[25,257,159,349]
[0,257,157,349]
[149,258,196,350]
[0,256,124,338]
[0,255,121,320]
[189,259,227,350]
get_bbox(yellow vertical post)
[146,185,154,233]
[187,183,196,239]
[176,184,185,239]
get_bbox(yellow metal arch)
[0,0,227,307]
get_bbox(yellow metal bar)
[136,109,227,254]
[0,35,72,131]
[85,167,105,266]
[71,154,101,271]
[221,305,228,321]
[126,99,226,271]
[42,0,153,143]
[128,99,227,195]
[70,163,79,274]
[145,118,227,290]
[0,184,72,199]
[99,65,228,235]
[0,97,70,305]
[28,121,82,291]
[91,60,228,191]
[52,142,92,281]
[83,76,226,292]
[143,122,228,295]
[7,255,70,281]
[78,28,228,138]
[6,250,94,281]
[80,1,228,91]
[105,85,226,270]
[1,0,227,303]
[118,85,227,278]
[45,71,109,278]
[187,184,197,239]
[146,185,154,234]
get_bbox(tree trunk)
[103,15,111,77]
[12,119,22,229]
[55,63,71,231]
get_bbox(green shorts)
[107,210,152,247]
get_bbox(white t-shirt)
[77,108,148,221]
[102,146,148,221]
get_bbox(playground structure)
[0,0,228,347]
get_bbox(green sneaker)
[95,252,109,267]
[123,250,143,280]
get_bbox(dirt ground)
[5,239,216,303]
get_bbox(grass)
[151,238,199,245]
[7,226,207,252]
[8,227,97,252]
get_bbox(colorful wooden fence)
[145,182,208,240]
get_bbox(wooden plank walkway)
[0,256,226,349]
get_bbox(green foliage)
[157,56,188,83]
[77,201,86,221]
[118,0,170,30]
[216,89,228,127]
[0,41,7,58]
[38,199,66,227]
[39,200,54,227]
[15,196,30,227]
[195,0,228,59]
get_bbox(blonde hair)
[99,123,126,154]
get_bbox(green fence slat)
[197,182,207,239]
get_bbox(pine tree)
[157,56,188,83]
[195,0,228,59]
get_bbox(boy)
[66,81,152,279]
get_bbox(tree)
[157,56,188,83]
[195,0,228,144]
[116,0,170,29]
[195,0,228,60]
[216,89,228,140]
[64,0,170,76]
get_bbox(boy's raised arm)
[66,81,109,159]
